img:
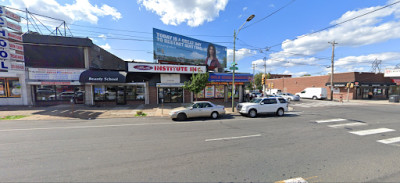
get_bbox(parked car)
[250,92,263,98]
[169,101,226,121]
[295,87,327,100]
[279,92,300,101]
[237,97,288,118]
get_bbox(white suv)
[237,97,288,118]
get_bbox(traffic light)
[350,83,354,88]
[261,74,265,85]
[346,83,350,88]
[271,83,274,88]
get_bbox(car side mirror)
[260,102,264,105]
[189,107,193,110]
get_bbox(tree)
[183,72,209,101]
[301,74,311,77]
[253,72,271,91]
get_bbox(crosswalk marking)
[315,118,347,123]
[349,128,395,136]
[377,137,400,144]
[328,122,367,128]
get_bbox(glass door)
[116,86,126,105]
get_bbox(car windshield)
[250,98,262,103]
[287,93,294,96]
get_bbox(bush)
[135,111,147,117]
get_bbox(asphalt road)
[1,100,400,182]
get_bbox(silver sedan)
[169,101,226,121]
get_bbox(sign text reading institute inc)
[128,63,206,74]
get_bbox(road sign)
[229,66,238,70]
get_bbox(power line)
[268,0,400,49]
[242,0,296,30]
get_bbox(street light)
[232,14,255,112]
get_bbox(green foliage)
[253,72,271,91]
[0,115,27,120]
[135,111,147,117]
[183,72,209,100]
[301,74,311,77]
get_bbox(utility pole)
[328,41,338,101]
[263,57,267,95]
[252,63,255,91]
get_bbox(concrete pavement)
[0,99,398,120]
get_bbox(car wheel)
[177,113,187,121]
[312,96,317,100]
[248,109,257,118]
[276,108,284,116]
[211,111,219,119]
[287,98,291,102]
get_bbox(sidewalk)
[0,99,398,120]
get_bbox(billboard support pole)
[232,15,255,112]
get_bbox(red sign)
[8,31,22,42]
[10,52,24,61]
[133,65,153,70]
[41,82,71,85]
[9,42,23,52]
[5,20,21,32]
[392,79,400,85]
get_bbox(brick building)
[266,72,395,100]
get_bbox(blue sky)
[4,0,400,77]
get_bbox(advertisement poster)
[215,85,224,98]
[196,89,205,98]
[205,85,214,98]
[153,28,227,71]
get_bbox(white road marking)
[377,137,400,144]
[328,122,367,128]
[315,118,347,123]
[276,177,308,183]
[349,128,395,136]
[205,134,261,142]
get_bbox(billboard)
[153,28,227,71]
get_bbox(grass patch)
[134,111,147,117]
[0,115,28,120]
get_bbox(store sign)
[205,85,214,98]
[128,63,206,74]
[10,61,24,71]
[0,16,22,32]
[153,28,227,69]
[209,73,253,82]
[384,68,400,77]
[0,60,10,70]
[0,28,22,42]
[9,42,23,52]
[0,49,24,61]
[29,68,85,81]
[0,6,21,22]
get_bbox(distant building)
[266,72,395,100]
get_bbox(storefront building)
[266,72,394,100]
[127,62,206,104]
[384,68,400,96]
[195,73,253,103]
[0,7,27,105]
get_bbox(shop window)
[105,86,116,101]
[126,86,145,101]
[215,85,224,98]
[0,78,6,97]
[0,78,21,98]
[36,86,56,101]
[373,88,383,95]
[94,85,105,101]
[56,85,75,101]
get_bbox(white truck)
[295,87,327,100]
[237,97,288,118]
[265,89,282,95]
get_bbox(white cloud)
[10,0,122,27]
[227,48,257,62]
[277,0,400,56]
[190,51,204,59]
[99,43,111,51]
[98,34,107,39]
[269,4,275,8]
[242,7,247,11]
[263,0,400,75]
[137,0,228,27]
